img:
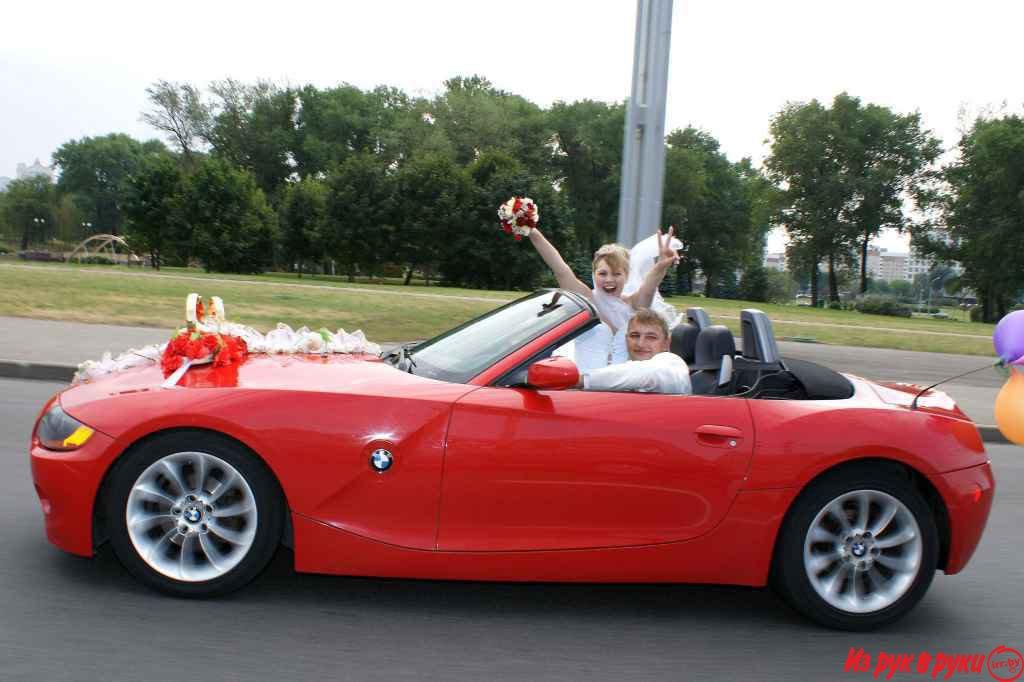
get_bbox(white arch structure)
[68,234,142,264]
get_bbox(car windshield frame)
[402,290,589,384]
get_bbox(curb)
[0,360,76,383]
[0,359,1012,445]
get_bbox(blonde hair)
[592,243,630,274]
[628,308,669,339]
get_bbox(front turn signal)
[36,403,95,451]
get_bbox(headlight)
[36,403,94,451]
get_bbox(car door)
[436,386,755,551]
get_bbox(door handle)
[695,425,743,448]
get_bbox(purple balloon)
[993,310,1024,363]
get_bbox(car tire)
[771,464,939,630]
[104,431,284,597]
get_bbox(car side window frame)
[490,318,602,388]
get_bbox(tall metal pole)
[616,0,674,248]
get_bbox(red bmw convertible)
[29,290,994,630]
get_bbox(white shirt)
[582,352,691,395]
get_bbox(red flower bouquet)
[160,331,248,376]
[497,196,539,241]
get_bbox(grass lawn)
[0,262,498,341]
[0,260,998,356]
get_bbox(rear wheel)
[772,465,938,630]
[105,431,283,597]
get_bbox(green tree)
[204,79,298,201]
[123,154,186,269]
[52,133,167,236]
[280,177,329,277]
[393,152,472,284]
[547,100,625,250]
[180,158,277,273]
[889,279,913,301]
[323,154,397,281]
[439,150,574,290]
[663,128,756,298]
[2,176,56,250]
[431,75,553,172]
[141,80,211,166]
[832,94,941,293]
[294,84,376,176]
[768,94,941,303]
[763,268,800,304]
[915,115,1024,322]
[767,99,849,305]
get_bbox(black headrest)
[739,309,781,364]
[670,323,700,364]
[686,307,711,330]
[692,325,736,370]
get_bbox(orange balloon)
[995,368,1024,445]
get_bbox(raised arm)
[527,229,592,299]
[625,227,680,309]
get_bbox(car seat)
[670,323,700,364]
[689,325,736,395]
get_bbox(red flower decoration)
[160,330,249,377]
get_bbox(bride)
[527,227,681,372]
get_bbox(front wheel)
[105,431,284,597]
[772,466,939,630]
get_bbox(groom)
[578,308,691,394]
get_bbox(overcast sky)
[3,0,1021,251]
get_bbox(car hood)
[60,353,447,413]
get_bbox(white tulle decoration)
[73,322,382,384]
[74,344,167,383]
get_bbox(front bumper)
[927,461,995,574]
[30,429,117,557]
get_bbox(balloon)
[993,310,1024,364]
[994,367,1024,445]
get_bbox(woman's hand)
[656,226,681,269]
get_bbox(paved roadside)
[0,315,1007,444]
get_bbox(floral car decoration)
[73,293,381,385]
[160,295,248,376]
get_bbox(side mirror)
[527,357,580,390]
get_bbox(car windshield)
[405,290,585,384]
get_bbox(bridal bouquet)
[497,196,539,240]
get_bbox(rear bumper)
[30,430,116,557]
[927,461,995,574]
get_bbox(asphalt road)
[2,378,1021,682]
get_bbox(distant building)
[16,159,54,181]
[862,245,961,282]
[763,251,787,271]
[877,249,910,281]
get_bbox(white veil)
[623,231,683,328]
